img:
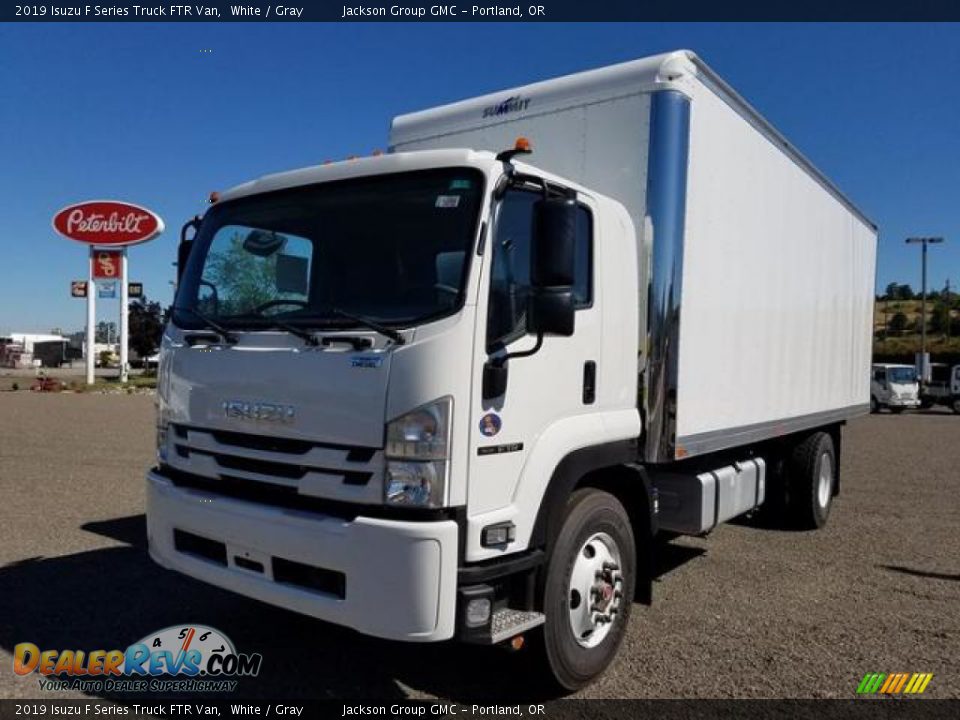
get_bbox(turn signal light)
[514,137,532,152]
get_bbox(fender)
[529,441,657,605]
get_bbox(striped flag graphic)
[857,672,933,694]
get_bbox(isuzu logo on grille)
[222,400,295,424]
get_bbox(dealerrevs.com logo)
[14,625,262,693]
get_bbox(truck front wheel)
[787,431,836,530]
[541,488,636,691]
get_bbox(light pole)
[905,237,945,385]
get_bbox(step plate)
[490,608,546,644]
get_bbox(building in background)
[0,333,68,369]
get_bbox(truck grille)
[164,424,383,505]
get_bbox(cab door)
[466,185,599,538]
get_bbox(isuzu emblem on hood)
[222,400,295,424]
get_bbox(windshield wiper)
[173,306,238,344]
[222,310,321,347]
[266,320,320,347]
[329,307,406,345]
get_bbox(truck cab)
[919,363,960,413]
[870,363,920,413]
[150,148,644,680]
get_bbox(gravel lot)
[0,393,957,700]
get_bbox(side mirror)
[529,196,576,336]
[528,288,575,336]
[178,216,201,283]
[483,360,509,400]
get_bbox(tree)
[888,312,908,335]
[128,297,165,359]
[894,284,916,301]
[95,321,117,343]
[927,302,950,333]
[203,232,278,316]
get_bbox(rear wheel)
[540,488,635,691]
[786,431,836,530]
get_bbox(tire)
[786,431,836,530]
[890,407,906,415]
[952,397,960,415]
[870,396,879,414]
[540,488,636,691]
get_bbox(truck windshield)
[173,168,484,331]
[888,367,916,384]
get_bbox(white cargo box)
[392,50,877,462]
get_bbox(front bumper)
[887,398,920,408]
[146,470,458,642]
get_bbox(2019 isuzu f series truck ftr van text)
[148,50,877,689]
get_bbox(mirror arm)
[492,332,544,368]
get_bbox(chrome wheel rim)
[817,452,833,508]
[567,532,623,648]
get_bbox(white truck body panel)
[677,76,876,448]
[391,49,877,461]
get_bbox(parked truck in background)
[919,363,960,413]
[870,363,920,413]
[147,50,877,689]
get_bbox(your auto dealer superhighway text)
[343,707,543,717]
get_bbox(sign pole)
[120,248,129,383]
[86,248,96,385]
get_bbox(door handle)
[583,361,596,405]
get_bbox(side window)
[486,190,592,348]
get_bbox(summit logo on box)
[482,96,531,118]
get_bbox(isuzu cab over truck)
[148,50,877,689]
[870,363,920,413]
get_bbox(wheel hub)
[568,533,623,648]
[817,452,833,509]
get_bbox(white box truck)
[148,50,877,689]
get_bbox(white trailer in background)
[148,50,877,690]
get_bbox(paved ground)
[0,393,957,700]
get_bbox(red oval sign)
[52,200,164,246]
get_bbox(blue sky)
[1,22,958,333]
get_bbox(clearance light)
[481,522,516,547]
[514,137,532,153]
[466,598,492,627]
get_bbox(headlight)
[385,397,452,508]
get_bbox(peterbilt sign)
[52,200,164,246]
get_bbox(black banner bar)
[1,700,959,720]
[5,1,960,21]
